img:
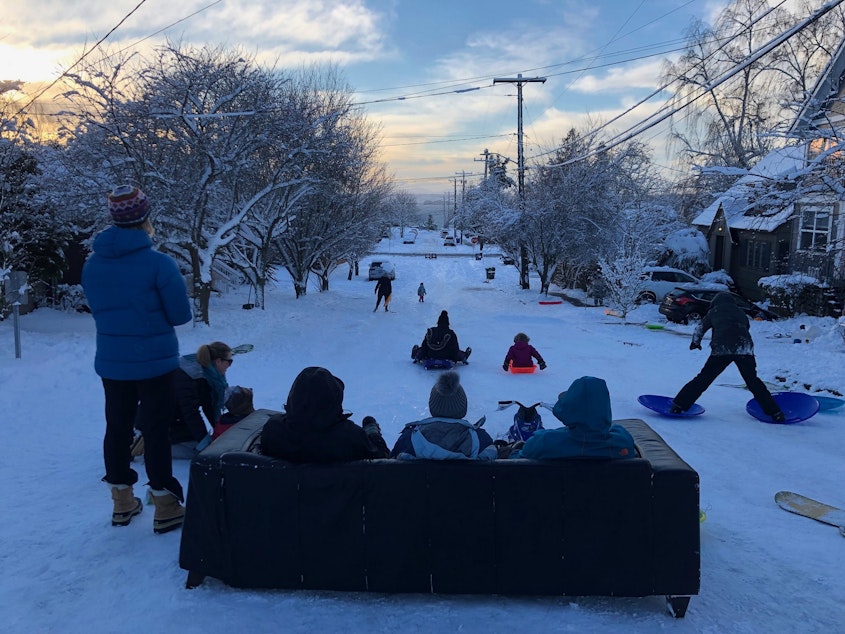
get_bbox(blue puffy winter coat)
[82,225,192,380]
[518,376,634,460]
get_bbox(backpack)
[508,402,544,442]
[391,417,497,461]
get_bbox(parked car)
[659,286,779,324]
[368,261,396,281]
[403,229,418,244]
[638,266,700,304]
[443,236,456,247]
[501,255,515,265]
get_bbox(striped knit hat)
[108,185,150,226]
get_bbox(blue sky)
[2,0,730,195]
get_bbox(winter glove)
[690,341,702,351]
[362,416,382,437]
[503,363,510,372]
[538,361,547,370]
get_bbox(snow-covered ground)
[2,229,843,632]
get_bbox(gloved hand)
[362,416,381,436]
[538,361,547,370]
[690,341,702,351]
[503,363,510,372]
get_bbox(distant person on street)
[82,185,192,534]
[374,274,392,312]
[670,292,785,421]
[417,282,427,303]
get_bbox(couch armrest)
[616,418,700,595]
[199,408,281,459]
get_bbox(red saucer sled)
[507,363,537,374]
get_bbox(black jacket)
[261,367,388,462]
[692,292,754,356]
[419,325,462,361]
[170,356,215,442]
[375,275,392,297]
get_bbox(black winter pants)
[673,354,780,416]
[102,370,182,498]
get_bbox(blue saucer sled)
[813,395,845,411]
[746,392,819,424]
[637,394,704,417]
[420,358,455,370]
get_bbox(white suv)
[638,266,700,303]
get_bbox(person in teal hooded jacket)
[516,376,635,460]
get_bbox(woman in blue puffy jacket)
[82,185,192,534]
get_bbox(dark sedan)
[659,286,779,324]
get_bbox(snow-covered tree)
[58,43,333,324]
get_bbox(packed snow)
[2,229,843,632]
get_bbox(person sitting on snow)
[503,332,547,371]
[411,310,471,364]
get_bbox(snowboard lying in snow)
[775,491,845,538]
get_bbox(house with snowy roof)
[692,40,845,306]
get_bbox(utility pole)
[493,73,546,290]
[475,148,490,181]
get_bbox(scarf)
[202,363,229,422]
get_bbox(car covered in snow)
[368,261,396,281]
[637,266,700,304]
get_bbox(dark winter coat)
[375,275,392,297]
[170,355,219,443]
[504,341,545,368]
[692,292,754,356]
[518,376,634,460]
[82,225,192,380]
[261,367,389,462]
[390,417,497,461]
[419,325,462,361]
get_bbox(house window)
[745,239,770,270]
[799,207,832,251]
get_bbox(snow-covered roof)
[692,144,806,232]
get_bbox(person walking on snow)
[670,292,785,421]
[417,282,427,303]
[374,274,392,312]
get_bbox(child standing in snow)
[417,282,426,302]
[503,332,547,371]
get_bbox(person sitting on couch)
[514,376,635,460]
[390,370,497,461]
[260,366,389,462]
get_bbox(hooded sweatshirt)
[82,225,192,380]
[261,367,388,462]
[691,292,754,356]
[519,376,634,459]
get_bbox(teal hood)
[552,376,612,434]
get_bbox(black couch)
[179,410,700,617]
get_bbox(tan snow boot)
[110,484,143,527]
[150,489,185,535]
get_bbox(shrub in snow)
[758,274,826,317]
